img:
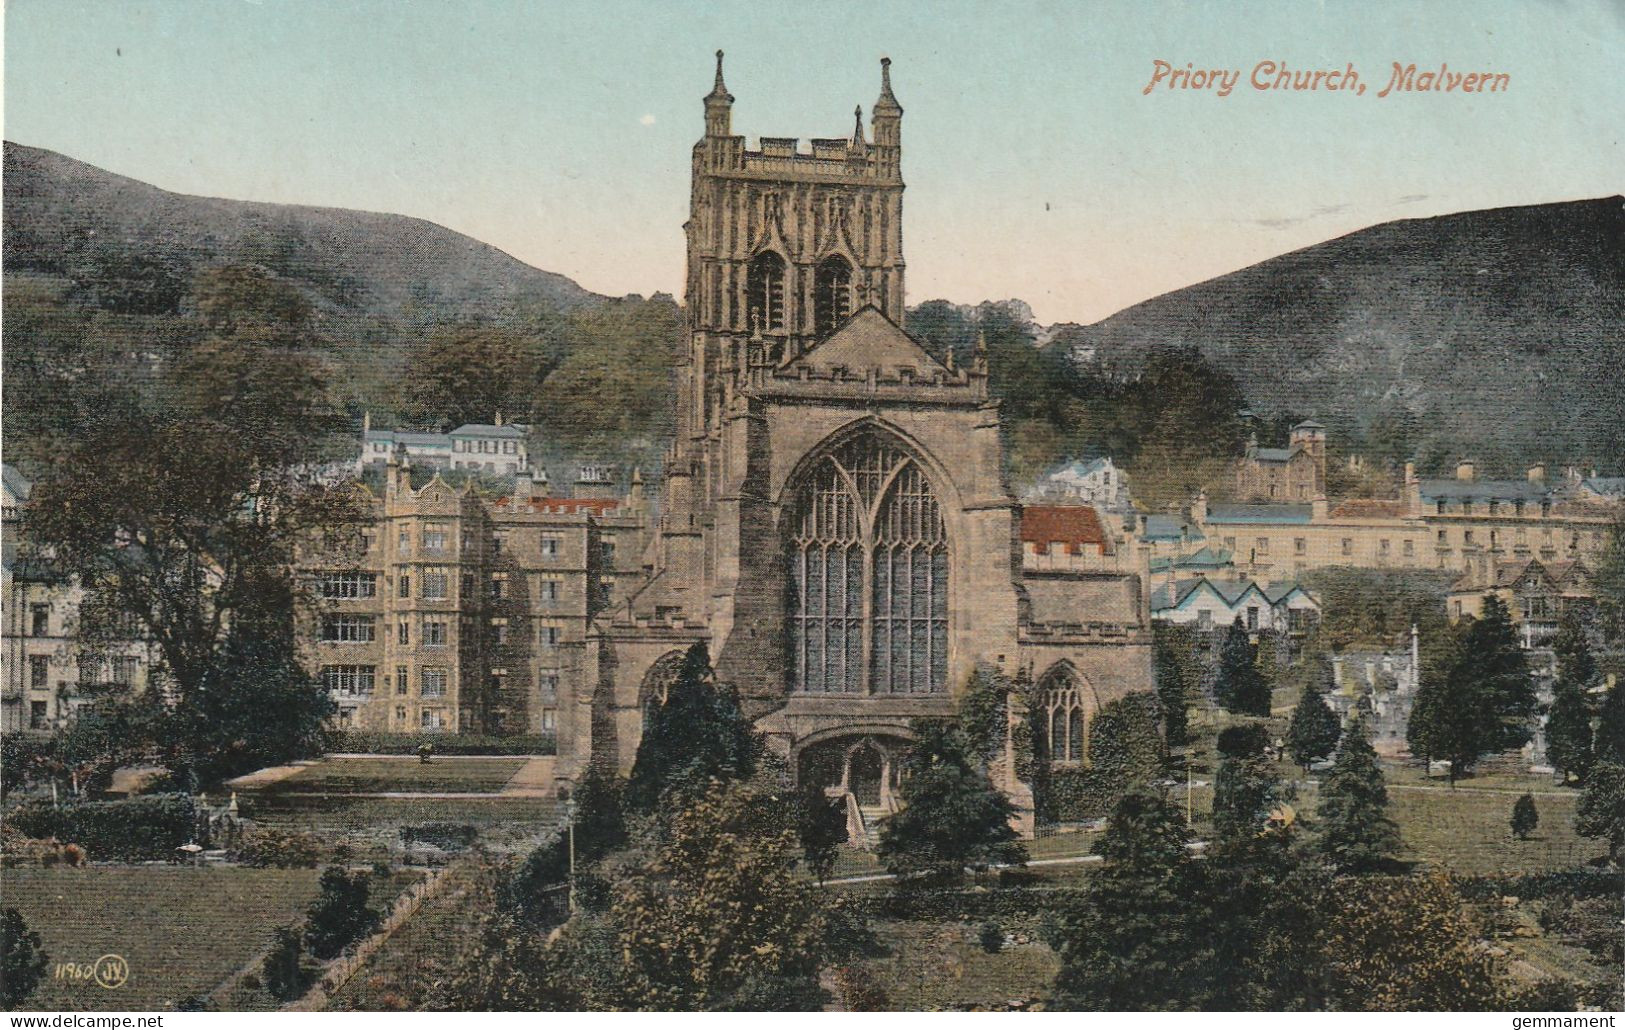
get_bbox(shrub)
[304,866,379,960]
[262,925,307,1002]
[399,823,477,850]
[323,730,556,756]
[3,908,49,1009]
[232,828,325,868]
[978,919,1005,954]
[9,793,194,861]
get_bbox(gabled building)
[1446,556,1592,648]
[358,414,532,476]
[1149,573,1320,636]
[1236,420,1327,502]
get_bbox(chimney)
[1456,459,1476,482]
[1527,463,1546,484]
[363,410,371,435]
[1191,490,1208,524]
[387,445,411,496]
[1312,492,1328,521]
[494,411,504,427]
[513,469,534,505]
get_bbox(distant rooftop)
[1205,503,1314,525]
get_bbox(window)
[1515,500,1525,517]
[30,604,49,637]
[788,430,948,694]
[423,620,448,646]
[813,256,853,337]
[1197,609,1213,631]
[540,533,562,558]
[1294,538,1307,555]
[1437,500,1447,515]
[538,577,561,603]
[1380,539,1391,553]
[396,706,407,724]
[422,523,449,552]
[396,666,408,695]
[31,700,49,729]
[421,667,448,697]
[1438,529,1449,546]
[491,617,509,645]
[1247,606,1259,630]
[1039,669,1087,764]
[1403,540,1415,556]
[538,622,562,649]
[539,673,560,697]
[746,251,787,331]
[492,531,508,556]
[541,708,557,732]
[1489,500,1500,515]
[599,539,616,564]
[30,655,49,689]
[1464,530,1475,546]
[320,614,376,643]
[421,708,446,731]
[398,527,411,552]
[398,574,410,599]
[422,568,449,600]
[490,574,506,600]
[109,656,138,684]
[1223,537,1236,551]
[1255,537,1269,555]
[318,571,377,599]
[321,665,376,695]
[397,619,410,645]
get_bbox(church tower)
[680,52,907,445]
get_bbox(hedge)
[1454,870,1623,903]
[324,731,557,756]
[9,793,195,861]
[400,822,478,850]
[877,885,1090,921]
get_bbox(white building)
[1150,574,1320,636]
[358,414,531,476]
[1027,456,1132,512]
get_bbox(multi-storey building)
[1164,460,1616,583]
[1235,421,1327,502]
[2,465,164,734]
[297,457,649,736]
[358,413,532,476]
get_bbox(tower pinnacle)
[704,49,734,136]
[874,56,902,114]
[709,49,731,100]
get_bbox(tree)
[262,925,308,1003]
[795,780,847,885]
[1087,692,1165,787]
[403,325,561,430]
[304,866,379,960]
[26,333,356,786]
[1215,617,1271,716]
[1153,624,1194,748]
[597,780,858,1010]
[625,643,760,813]
[2,908,49,1009]
[877,722,1027,880]
[1408,598,1536,784]
[1047,787,1210,1009]
[1595,681,1625,767]
[1547,611,1599,783]
[1315,717,1401,873]
[1287,675,1343,772]
[1510,793,1539,840]
[1211,724,1285,845]
[1575,762,1625,865]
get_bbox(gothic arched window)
[788,430,948,694]
[1039,669,1087,764]
[813,256,853,337]
[746,252,786,331]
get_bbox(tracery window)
[1040,670,1087,764]
[746,252,787,331]
[788,431,947,694]
[813,256,853,337]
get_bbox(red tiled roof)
[1329,499,1407,519]
[1020,505,1109,555]
[491,496,620,515]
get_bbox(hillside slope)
[3,141,601,321]
[1068,197,1625,474]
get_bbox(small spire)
[852,104,865,143]
[708,49,732,100]
[874,56,901,113]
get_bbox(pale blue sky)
[6,0,1621,322]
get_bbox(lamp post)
[563,797,578,916]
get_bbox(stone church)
[560,54,1152,822]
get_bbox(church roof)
[794,306,947,377]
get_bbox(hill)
[1065,197,1625,476]
[2,141,602,321]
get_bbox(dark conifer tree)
[1287,675,1343,773]
[625,642,760,813]
[1215,617,1271,717]
[876,722,1026,880]
[1510,793,1538,840]
[1315,717,1401,873]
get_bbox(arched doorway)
[796,732,909,808]
[849,741,886,805]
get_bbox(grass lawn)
[1386,788,1591,874]
[2,866,324,1011]
[272,756,529,794]
[854,918,1058,1010]
[326,864,491,1011]
[240,795,561,863]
